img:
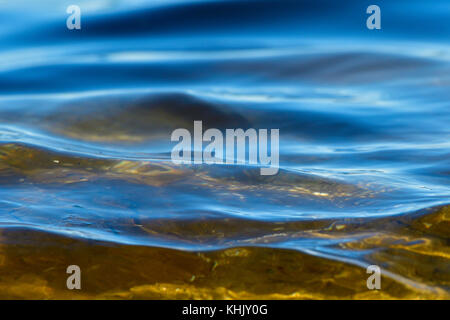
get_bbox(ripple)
[0,0,449,299]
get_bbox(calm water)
[0,0,449,299]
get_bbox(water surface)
[0,0,449,299]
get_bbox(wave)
[0,0,449,299]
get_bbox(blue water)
[0,0,449,261]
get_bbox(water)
[0,0,449,299]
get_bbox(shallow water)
[0,0,449,299]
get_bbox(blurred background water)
[0,0,449,299]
